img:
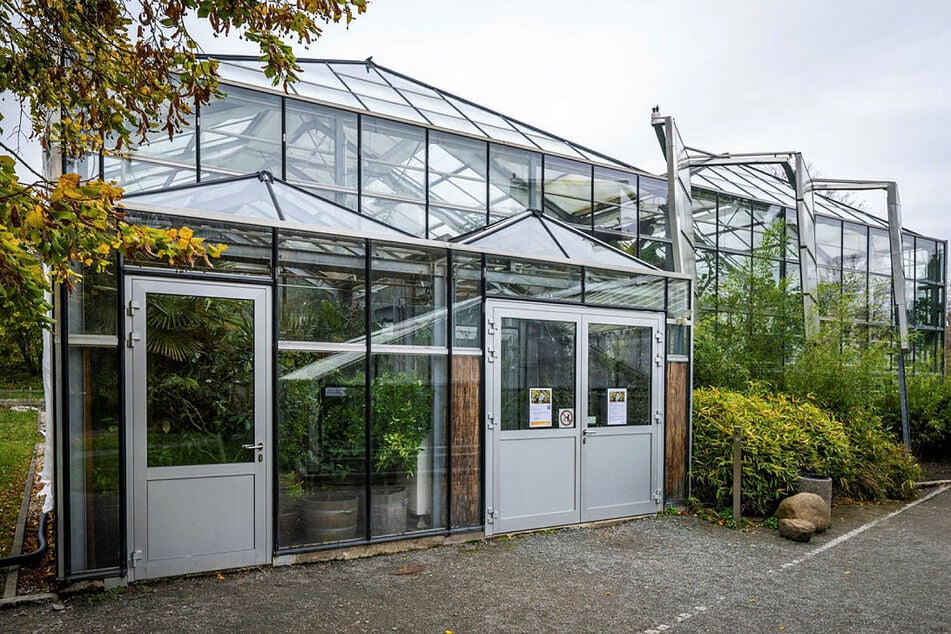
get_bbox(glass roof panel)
[355,96,430,124]
[294,61,354,91]
[289,82,366,110]
[125,176,278,220]
[458,212,653,269]
[330,64,406,102]
[268,182,407,235]
[217,59,277,87]
[373,68,443,100]
[510,122,585,159]
[418,110,484,136]
[444,96,518,130]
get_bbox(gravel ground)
[1,486,948,633]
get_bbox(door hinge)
[653,489,663,504]
[130,550,143,568]
[487,345,496,363]
[487,412,496,430]
[126,300,141,316]
[655,331,663,343]
[655,354,663,367]
[486,507,498,523]
[127,332,141,348]
[654,410,663,425]
[487,319,496,336]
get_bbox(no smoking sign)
[558,408,574,428]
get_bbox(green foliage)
[692,387,920,517]
[877,373,951,460]
[0,407,41,555]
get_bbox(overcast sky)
[4,0,949,240]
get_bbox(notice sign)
[558,408,574,428]
[607,388,628,426]
[529,388,553,428]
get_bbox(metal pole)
[732,425,742,528]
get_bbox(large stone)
[778,518,816,542]
[797,474,833,512]
[775,492,831,532]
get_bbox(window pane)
[67,265,117,336]
[371,244,448,347]
[585,269,666,310]
[361,117,426,224]
[696,248,717,308]
[916,239,938,283]
[146,294,255,467]
[285,100,358,208]
[488,145,542,218]
[486,257,582,302]
[638,239,672,270]
[868,274,893,323]
[370,353,448,537]
[544,156,592,227]
[815,216,843,268]
[869,228,891,275]
[751,202,784,252]
[692,189,718,248]
[67,346,120,572]
[785,208,799,261]
[638,176,668,239]
[593,167,637,233]
[277,350,366,547]
[428,132,487,214]
[668,278,691,319]
[103,109,197,192]
[842,222,868,272]
[201,86,282,179]
[428,206,487,241]
[587,323,652,427]
[124,212,273,277]
[452,255,482,349]
[361,196,426,237]
[718,195,752,253]
[500,318,575,431]
[278,234,366,342]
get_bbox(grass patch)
[0,407,41,555]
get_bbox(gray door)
[485,302,663,535]
[127,278,270,580]
[580,314,664,521]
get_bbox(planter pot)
[278,506,302,544]
[797,473,832,513]
[371,486,408,537]
[301,490,360,544]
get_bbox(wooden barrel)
[302,492,359,543]
[371,486,408,536]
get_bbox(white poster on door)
[529,388,552,428]
[607,388,627,426]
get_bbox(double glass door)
[485,301,664,535]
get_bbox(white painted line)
[804,485,949,559]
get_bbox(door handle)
[582,428,597,436]
[242,441,264,451]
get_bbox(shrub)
[692,386,920,516]
[876,374,951,461]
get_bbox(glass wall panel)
[486,257,583,302]
[638,176,668,238]
[201,86,282,180]
[371,244,448,347]
[868,274,893,324]
[543,156,592,227]
[592,167,637,233]
[500,317,575,431]
[67,345,120,572]
[370,353,448,537]
[428,206,487,241]
[667,278,691,319]
[103,106,197,193]
[67,266,117,336]
[428,132,487,220]
[692,189,718,249]
[285,100,358,208]
[277,350,367,547]
[842,222,868,272]
[452,254,482,349]
[751,202,784,251]
[914,331,938,373]
[488,145,541,220]
[361,117,426,235]
[585,269,666,310]
[842,272,868,321]
[696,248,717,307]
[717,195,752,253]
[916,239,938,282]
[815,216,843,268]
[915,283,943,328]
[784,208,799,261]
[124,213,273,276]
[638,239,672,270]
[278,234,366,342]
[902,233,916,283]
[869,228,891,275]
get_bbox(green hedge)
[692,386,920,516]
[876,374,951,460]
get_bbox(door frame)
[124,277,272,581]
[484,300,665,536]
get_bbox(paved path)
[2,486,948,633]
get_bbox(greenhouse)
[53,57,945,583]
